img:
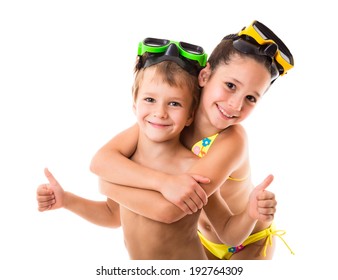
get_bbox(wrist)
[245,204,258,223]
[62,191,72,209]
[154,173,172,194]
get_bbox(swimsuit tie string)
[262,228,295,257]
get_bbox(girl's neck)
[182,109,222,148]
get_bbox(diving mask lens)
[138,38,207,67]
[238,20,294,75]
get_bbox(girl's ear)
[198,62,211,87]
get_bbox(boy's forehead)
[143,65,190,85]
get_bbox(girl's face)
[133,67,194,143]
[198,54,271,131]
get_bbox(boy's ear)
[132,102,136,114]
[198,62,211,87]
[185,110,195,127]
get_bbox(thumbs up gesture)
[248,174,277,222]
[36,168,65,211]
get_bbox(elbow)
[154,204,184,224]
[99,180,117,199]
[219,231,246,247]
[105,203,121,228]
[217,224,246,247]
[222,238,243,247]
[156,214,179,224]
[158,214,179,224]
[90,150,110,176]
[98,180,108,196]
[102,218,121,229]
[108,219,121,229]
[89,154,101,175]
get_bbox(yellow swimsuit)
[192,133,249,182]
[192,133,294,259]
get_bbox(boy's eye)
[144,97,155,103]
[169,101,182,107]
[246,95,257,103]
[226,82,236,90]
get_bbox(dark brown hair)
[208,39,278,80]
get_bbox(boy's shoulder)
[173,144,199,173]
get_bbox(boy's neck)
[135,133,185,161]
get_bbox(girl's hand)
[248,175,276,222]
[161,174,209,214]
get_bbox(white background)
[1,0,337,279]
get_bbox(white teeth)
[218,106,233,118]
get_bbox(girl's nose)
[228,94,243,111]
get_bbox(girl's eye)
[144,97,155,103]
[169,101,182,107]
[246,95,257,103]
[226,82,236,90]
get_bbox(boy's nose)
[153,105,168,119]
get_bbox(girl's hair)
[207,39,278,80]
[132,57,200,113]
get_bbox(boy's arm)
[90,123,209,214]
[203,175,276,246]
[99,179,185,224]
[37,168,120,228]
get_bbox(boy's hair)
[208,39,278,80]
[132,57,200,113]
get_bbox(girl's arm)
[203,175,276,246]
[90,124,209,214]
[99,179,185,224]
[186,125,248,197]
[37,168,120,228]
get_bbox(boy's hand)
[161,174,209,215]
[36,168,65,211]
[248,175,276,222]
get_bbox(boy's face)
[198,55,271,130]
[133,67,194,143]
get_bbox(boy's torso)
[122,141,207,259]
[121,207,206,259]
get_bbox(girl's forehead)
[214,56,271,94]
[223,54,255,67]
[216,55,269,77]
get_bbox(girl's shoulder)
[206,124,248,161]
[218,124,248,143]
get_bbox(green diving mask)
[137,37,208,75]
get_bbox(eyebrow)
[255,91,262,98]
[232,78,262,98]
